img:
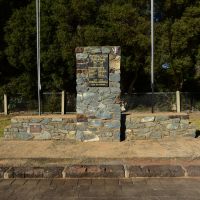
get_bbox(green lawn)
[0,116,11,137]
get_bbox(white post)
[151,0,154,113]
[36,0,41,115]
[4,94,8,115]
[61,91,65,115]
[176,91,181,113]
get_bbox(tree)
[0,0,31,95]
[75,1,151,93]
[2,0,200,96]
[4,0,76,97]
[154,0,200,91]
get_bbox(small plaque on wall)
[88,54,109,87]
[30,124,41,133]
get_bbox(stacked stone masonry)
[4,116,77,140]
[125,113,196,140]
[76,46,121,141]
[3,46,197,141]
[4,113,196,141]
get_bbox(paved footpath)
[0,178,200,200]
[1,138,200,161]
[1,138,200,179]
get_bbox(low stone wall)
[125,113,196,140]
[4,114,121,142]
[76,115,120,142]
[4,115,77,140]
[4,113,196,141]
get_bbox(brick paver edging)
[0,164,200,179]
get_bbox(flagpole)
[151,0,154,113]
[36,0,41,115]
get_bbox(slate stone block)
[83,92,96,100]
[109,74,120,82]
[113,132,121,141]
[155,116,169,121]
[129,165,184,177]
[76,53,88,60]
[64,165,124,178]
[0,167,9,178]
[34,131,51,140]
[77,114,88,122]
[150,132,162,139]
[41,118,50,124]
[184,129,196,137]
[104,120,120,129]
[43,167,64,178]
[52,118,63,122]
[33,168,44,178]
[4,168,14,179]
[141,117,155,123]
[172,118,180,123]
[82,131,100,142]
[16,132,33,140]
[186,166,200,176]
[180,123,189,129]
[180,119,189,125]
[90,47,102,54]
[89,119,103,127]
[166,123,179,130]
[101,47,111,54]
[13,167,25,178]
[30,119,42,123]
[76,131,84,141]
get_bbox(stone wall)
[75,46,121,142]
[125,113,196,140]
[3,45,197,141]
[4,115,77,140]
[4,113,196,141]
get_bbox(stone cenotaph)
[75,46,121,141]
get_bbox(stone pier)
[75,46,121,141]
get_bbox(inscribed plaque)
[30,124,42,133]
[88,54,109,87]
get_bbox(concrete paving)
[0,178,200,200]
[1,138,200,178]
[0,137,200,164]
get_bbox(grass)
[189,113,200,130]
[0,116,11,137]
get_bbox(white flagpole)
[151,0,154,113]
[36,0,41,115]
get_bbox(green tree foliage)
[155,0,200,91]
[0,0,31,95]
[0,0,200,97]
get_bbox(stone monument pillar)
[76,46,121,142]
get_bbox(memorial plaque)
[30,124,42,133]
[88,54,109,87]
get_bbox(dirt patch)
[189,112,200,130]
[0,137,200,161]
